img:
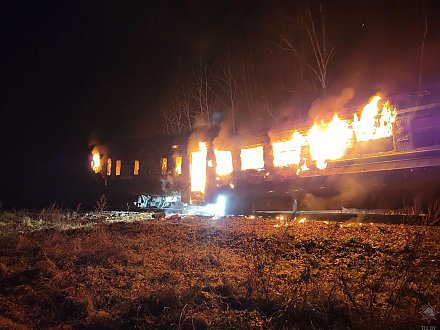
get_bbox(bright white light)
[187,195,227,217]
[214,150,233,176]
[240,146,264,170]
[205,195,227,216]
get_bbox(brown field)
[0,211,439,329]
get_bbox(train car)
[90,93,440,214]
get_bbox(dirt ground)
[0,211,439,329]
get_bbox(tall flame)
[352,96,396,142]
[240,146,265,170]
[271,95,397,171]
[272,131,305,167]
[190,142,207,193]
[214,149,233,176]
[91,148,102,173]
[307,114,353,169]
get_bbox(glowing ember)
[352,96,397,142]
[214,149,233,176]
[134,160,140,176]
[298,217,306,224]
[115,160,121,176]
[190,142,208,193]
[240,146,264,170]
[91,148,102,173]
[272,131,305,167]
[307,114,353,169]
[106,158,112,176]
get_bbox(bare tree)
[162,105,176,134]
[181,87,193,132]
[162,99,183,135]
[192,60,212,129]
[262,93,279,125]
[241,49,259,131]
[277,2,335,95]
[162,85,195,135]
[161,61,214,135]
[162,109,172,134]
[215,46,239,133]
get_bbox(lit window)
[240,146,265,170]
[107,158,112,176]
[91,149,101,173]
[175,156,182,175]
[116,160,121,176]
[134,160,140,176]
[161,158,168,175]
[214,150,233,176]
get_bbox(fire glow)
[106,158,112,176]
[188,95,397,192]
[91,148,102,173]
[271,95,397,171]
[272,131,305,167]
[352,96,396,142]
[307,114,353,169]
[240,146,265,170]
[214,149,233,176]
[175,156,182,176]
[190,142,208,194]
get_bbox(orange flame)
[91,148,102,173]
[214,149,233,176]
[190,142,207,193]
[307,114,353,169]
[352,96,396,142]
[270,96,396,171]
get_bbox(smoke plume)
[303,175,368,210]
[309,88,355,119]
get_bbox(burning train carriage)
[90,135,191,209]
[91,95,440,213]
[231,99,440,213]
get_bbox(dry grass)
[0,213,439,329]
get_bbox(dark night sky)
[1,0,439,208]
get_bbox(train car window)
[240,146,265,170]
[175,156,182,175]
[161,158,168,175]
[134,160,140,176]
[107,158,112,176]
[116,160,121,176]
